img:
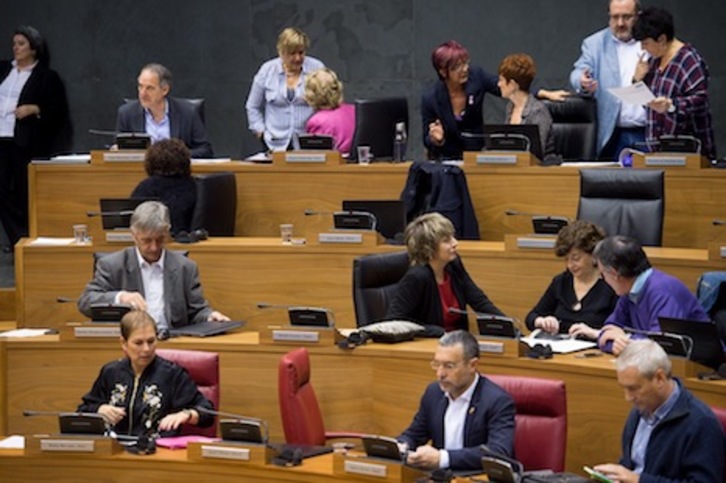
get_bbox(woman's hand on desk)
[158,409,197,431]
[568,323,599,340]
[534,316,560,334]
[98,404,126,425]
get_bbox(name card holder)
[463,151,539,168]
[90,150,146,165]
[259,325,343,346]
[312,230,384,247]
[504,234,557,252]
[60,322,121,341]
[187,441,275,465]
[272,150,343,166]
[707,242,726,261]
[333,452,426,482]
[25,434,122,456]
[477,337,526,359]
[632,152,710,170]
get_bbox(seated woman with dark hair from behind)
[497,53,556,158]
[131,138,196,235]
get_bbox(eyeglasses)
[609,14,636,22]
[450,61,470,72]
[430,360,463,371]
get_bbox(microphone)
[88,128,119,137]
[505,209,568,220]
[87,210,135,218]
[304,209,333,216]
[56,296,77,303]
[713,219,726,226]
[195,406,269,444]
[23,409,101,418]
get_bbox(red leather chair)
[157,349,219,437]
[278,347,364,445]
[488,375,567,472]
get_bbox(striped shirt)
[644,43,715,159]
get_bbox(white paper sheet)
[522,330,598,354]
[607,81,655,106]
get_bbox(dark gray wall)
[4,0,725,159]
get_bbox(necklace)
[572,299,582,312]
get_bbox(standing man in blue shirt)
[570,0,647,159]
[594,339,724,482]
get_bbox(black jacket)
[78,355,215,437]
[0,60,69,156]
[131,175,197,235]
[401,162,480,240]
[386,257,503,330]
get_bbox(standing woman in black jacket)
[0,25,69,246]
[387,212,505,333]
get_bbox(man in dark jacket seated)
[397,330,515,471]
[593,339,724,482]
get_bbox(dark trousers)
[600,126,646,160]
[0,139,32,246]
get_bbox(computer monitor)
[350,97,408,162]
[657,317,725,369]
[483,124,543,161]
[97,198,150,230]
[342,200,406,242]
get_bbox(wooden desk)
[28,162,726,248]
[1,335,724,474]
[0,448,341,483]
[14,237,722,329]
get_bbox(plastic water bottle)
[393,122,407,162]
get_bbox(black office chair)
[123,97,206,125]
[190,172,237,236]
[543,96,597,161]
[352,251,410,327]
[577,169,664,246]
[349,97,408,161]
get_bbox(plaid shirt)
[644,43,715,159]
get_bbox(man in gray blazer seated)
[116,63,213,158]
[78,201,229,331]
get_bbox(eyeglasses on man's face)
[609,13,636,22]
[430,360,464,371]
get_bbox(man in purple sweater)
[594,236,708,355]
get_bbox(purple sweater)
[598,269,709,352]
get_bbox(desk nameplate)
[187,441,274,465]
[707,242,726,261]
[259,325,343,346]
[311,230,383,247]
[632,152,710,170]
[90,150,146,165]
[272,150,344,166]
[25,435,122,456]
[477,338,526,359]
[333,452,426,482]
[60,323,120,341]
[463,151,540,168]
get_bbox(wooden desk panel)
[28,162,726,248]
[0,449,340,483]
[14,238,721,329]
[2,336,724,474]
